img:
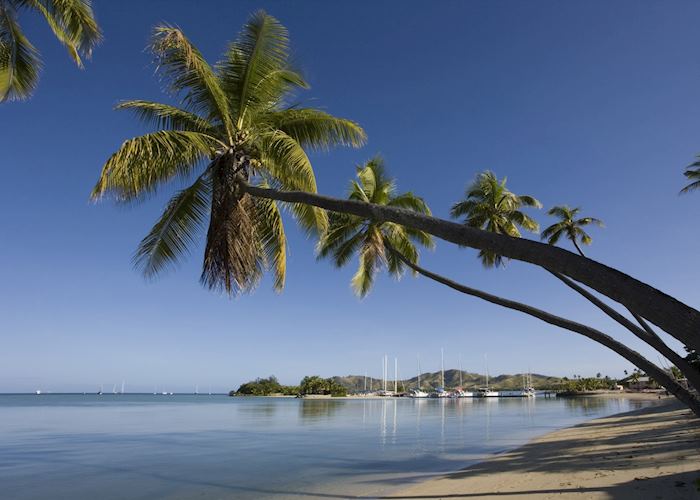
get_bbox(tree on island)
[92,11,700,417]
[299,376,347,397]
[0,0,102,101]
[233,376,298,396]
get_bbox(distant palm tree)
[541,206,603,257]
[450,171,541,267]
[317,157,433,297]
[681,161,700,194]
[0,0,101,101]
[92,11,365,294]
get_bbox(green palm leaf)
[0,7,40,101]
[91,130,217,202]
[116,100,216,134]
[133,173,210,278]
[150,26,233,136]
[254,192,286,291]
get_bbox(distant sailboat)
[410,355,429,398]
[455,353,475,397]
[476,354,498,397]
[120,380,125,395]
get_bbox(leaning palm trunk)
[549,270,700,393]
[241,183,700,351]
[383,245,700,418]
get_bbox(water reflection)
[298,399,346,422]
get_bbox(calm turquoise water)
[0,394,657,499]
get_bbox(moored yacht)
[476,387,499,397]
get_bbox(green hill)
[332,369,563,392]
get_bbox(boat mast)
[459,353,463,387]
[441,348,445,388]
[417,355,421,391]
[394,358,398,393]
[485,354,489,389]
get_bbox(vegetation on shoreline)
[231,376,298,396]
[231,371,632,395]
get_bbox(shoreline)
[382,398,700,499]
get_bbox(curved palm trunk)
[384,250,700,417]
[241,183,700,351]
[549,271,700,392]
[571,238,585,257]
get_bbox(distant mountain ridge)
[332,369,563,392]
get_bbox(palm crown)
[541,205,603,256]
[1,0,101,101]
[92,11,366,294]
[317,157,433,297]
[681,161,700,194]
[450,170,541,267]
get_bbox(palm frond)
[576,216,604,228]
[217,10,296,127]
[541,222,565,245]
[253,192,286,291]
[258,129,327,234]
[329,228,365,268]
[116,100,216,134]
[681,164,700,194]
[91,130,216,202]
[517,194,542,208]
[387,192,431,215]
[150,26,232,135]
[0,7,40,101]
[263,108,365,151]
[133,173,210,278]
[351,229,385,298]
[27,0,102,66]
[316,212,362,259]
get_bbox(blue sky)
[2,0,700,393]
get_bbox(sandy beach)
[384,399,700,499]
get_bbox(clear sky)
[2,0,700,393]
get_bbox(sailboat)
[521,371,536,397]
[433,348,449,397]
[476,354,499,397]
[455,353,475,397]
[410,355,429,398]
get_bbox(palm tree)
[317,156,433,297]
[0,0,101,102]
[91,11,365,294]
[450,171,541,267]
[541,206,603,257]
[681,161,700,194]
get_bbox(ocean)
[0,394,658,499]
